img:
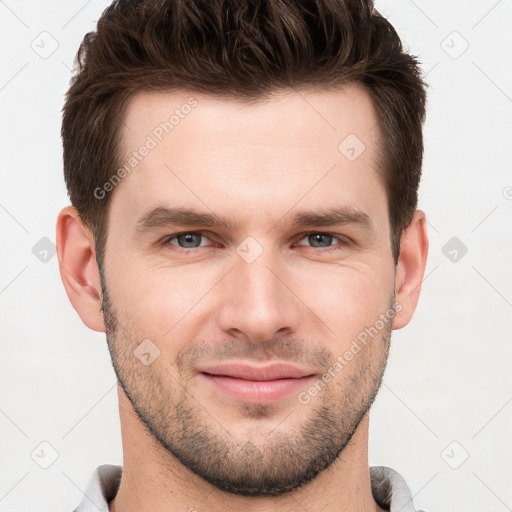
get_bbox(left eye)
[163,231,348,251]
[296,233,347,249]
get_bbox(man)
[56,0,429,510]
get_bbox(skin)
[57,83,428,512]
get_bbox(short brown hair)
[62,0,427,265]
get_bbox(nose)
[216,247,303,344]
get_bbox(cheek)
[291,263,393,341]
[108,261,220,344]
[106,246,394,353]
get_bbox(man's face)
[100,84,397,496]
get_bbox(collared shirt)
[73,464,427,511]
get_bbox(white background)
[1,1,511,510]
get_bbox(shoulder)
[71,465,122,512]
[370,466,430,512]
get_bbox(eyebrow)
[134,205,373,232]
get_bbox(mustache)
[173,337,332,372]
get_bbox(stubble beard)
[100,269,393,497]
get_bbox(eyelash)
[161,230,351,253]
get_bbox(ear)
[392,210,429,330]
[56,206,106,332]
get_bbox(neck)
[110,388,385,512]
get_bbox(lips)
[197,362,315,381]
[197,362,317,404]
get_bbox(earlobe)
[56,206,106,332]
[392,210,429,330]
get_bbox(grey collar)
[73,464,425,511]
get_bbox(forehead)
[112,84,386,230]
[121,84,380,153]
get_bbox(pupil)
[311,234,332,247]
[180,234,200,248]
